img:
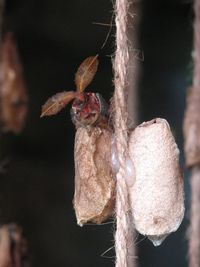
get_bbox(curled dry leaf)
[75,55,99,92]
[0,32,28,133]
[40,91,76,117]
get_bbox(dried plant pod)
[0,33,28,133]
[128,118,184,246]
[75,55,99,92]
[41,91,76,117]
[183,86,200,167]
[74,126,115,225]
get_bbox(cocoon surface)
[128,118,184,245]
[74,127,115,226]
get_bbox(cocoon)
[0,33,28,133]
[128,118,184,246]
[74,126,115,226]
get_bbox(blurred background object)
[0,223,30,267]
[0,32,28,133]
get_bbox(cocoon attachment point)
[128,118,184,246]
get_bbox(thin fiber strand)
[113,0,136,266]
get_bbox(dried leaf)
[41,91,76,117]
[75,55,99,92]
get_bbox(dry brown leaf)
[41,91,76,117]
[75,55,99,92]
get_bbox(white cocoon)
[128,118,184,245]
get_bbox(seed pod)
[128,118,184,246]
[74,126,115,226]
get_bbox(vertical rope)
[184,0,200,266]
[189,0,200,266]
[189,2,200,266]
[113,0,136,266]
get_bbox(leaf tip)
[40,112,45,118]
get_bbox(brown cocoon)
[0,226,12,267]
[128,118,184,245]
[0,223,29,267]
[0,33,28,133]
[73,127,115,226]
[183,87,200,167]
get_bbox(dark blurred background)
[0,0,193,266]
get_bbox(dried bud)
[183,86,200,167]
[128,118,184,246]
[74,126,115,225]
[0,33,28,133]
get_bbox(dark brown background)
[0,0,192,266]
